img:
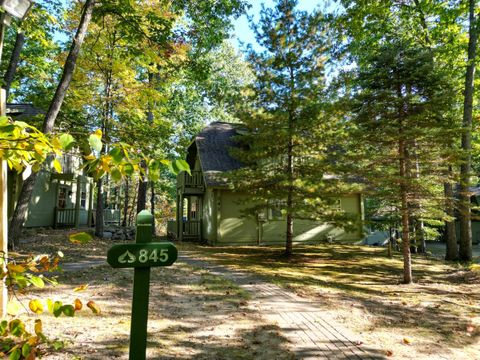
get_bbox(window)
[268,200,286,220]
[80,191,86,208]
[58,187,67,209]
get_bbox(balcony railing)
[178,170,204,191]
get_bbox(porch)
[168,219,202,241]
[54,208,120,228]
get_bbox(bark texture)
[95,179,104,237]
[399,139,412,284]
[459,0,478,262]
[4,31,25,98]
[8,0,95,245]
[444,178,458,260]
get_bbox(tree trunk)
[95,178,104,237]
[444,172,458,260]
[8,173,36,249]
[399,139,412,284]
[8,0,95,245]
[43,0,95,133]
[4,31,25,98]
[137,173,147,214]
[285,119,294,256]
[150,182,155,236]
[459,0,478,262]
[129,179,139,226]
[122,178,129,227]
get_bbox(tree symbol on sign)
[118,250,136,264]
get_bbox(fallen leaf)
[87,301,101,314]
[386,350,394,357]
[28,299,44,314]
[73,284,89,292]
[74,299,83,311]
[403,338,411,345]
[467,325,475,333]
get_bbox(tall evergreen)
[347,40,457,283]
[232,0,356,256]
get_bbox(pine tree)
[232,0,356,256]
[347,40,456,283]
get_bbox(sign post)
[107,210,178,360]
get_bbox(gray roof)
[7,103,44,119]
[194,122,244,188]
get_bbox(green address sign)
[107,243,178,268]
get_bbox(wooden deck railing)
[183,220,201,238]
[104,209,121,224]
[54,207,76,227]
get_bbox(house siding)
[202,188,217,243]
[24,171,57,227]
[217,191,257,245]
[214,192,363,246]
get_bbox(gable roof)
[194,122,244,188]
[7,103,44,120]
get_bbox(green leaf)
[29,275,45,288]
[111,168,122,182]
[61,305,75,317]
[53,301,63,317]
[9,319,25,337]
[109,147,123,163]
[8,348,20,360]
[69,232,93,244]
[0,320,8,335]
[88,134,102,152]
[174,160,191,175]
[59,133,75,151]
[21,343,31,357]
[123,163,134,176]
[52,340,64,350]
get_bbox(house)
[7,104,95,228]
[169,122,364,245]
[8,152,95,228]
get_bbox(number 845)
[138,249,168,263]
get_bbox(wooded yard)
[179,242,480,359]
[7,230,479,359]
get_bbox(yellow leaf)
[29,299,44,314]
[87,300,101,314]
[74,298,82,311]
[73,284,89,292]
[7,301,21,316]
[34,319,42,336]
[27,336,38,346]
[33,143,43,156]
[402,338,411,345]
[95,129,102,137]
[53,159,62,173]
[7,263,25,273]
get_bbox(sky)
[231,0,325,51]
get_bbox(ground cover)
[10,230,294,359]
[178,242,480,360]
